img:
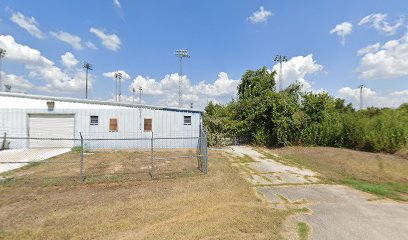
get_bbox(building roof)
[0,92,203,113]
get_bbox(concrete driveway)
[226,146,408,240]
[0,148,70,174]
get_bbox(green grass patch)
[339,179,407,201]
[0,177,17,187]
[71,146,82,153]
[259,147,408,201]
[240,154,257,163]
[298,207,310,213]
[276,194,289,203]
[298,222,310,240]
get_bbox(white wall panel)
[0,98,203,149]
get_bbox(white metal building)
[0,92,203,149]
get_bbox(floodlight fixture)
[274,55,288,92]
[175,49,191,107]
[0,48,6,58]
[114,72,123,102]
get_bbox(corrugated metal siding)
[0,106,202,149]
[29,115,75,148]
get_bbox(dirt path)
[225,145,408,240]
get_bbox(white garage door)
[29,114,75,148]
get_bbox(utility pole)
[358,84,364,110]
[175,49,190,107]
[274,55,288,92]
[139,86,142,104]
[0,48,7,92]
[83,62,93,99]
[114,72,122,102]
[132,87,135,104]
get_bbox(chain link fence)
[0,131,208,186]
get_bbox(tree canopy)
[204,67,408,153]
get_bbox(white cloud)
[392,90,408,96]
[272,54,324,92]
[357,33,408,79]
[50,31,83,50]
[102,70,131,82]
[61,52,78,68]
[10,12,45,39]
[338,86,408,109]
[0,35,52,66]
[330,22,352,45]
[357,43,380,56]
[85,41,97,50]
[248,6,273,24]
[358,13,404,35]
[90,27,121,51]
[194,72,239,97]
[113,0,121,9]
[128,72,239,108]
[1,71,33,91]
[0,35,91,93]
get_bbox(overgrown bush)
[204,67,408,153]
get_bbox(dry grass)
[0,150,293,239]
[262,146,408,200]
[1,149,201,185]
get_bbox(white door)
[29,115,75,148]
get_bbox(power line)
[175,49,190,107]
[0,48,7,92]
[274,55,287,92]
[83,62,93,99]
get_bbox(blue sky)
[0,0,408,108]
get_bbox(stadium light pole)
[274,55,287,92]
[132,87,135,104]
[114,72,122,102]
[358,84,364,110]
[83,62,93,99]
[139,86,142,104]
[0,48,7,92]
[175,49,190,107]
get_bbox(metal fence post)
[197,130,203,171]
[150,131,154,179]
[80,132,84,182]
[204,130,208,174]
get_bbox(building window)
[90,116,99,126]
[109,118,118,132]
[144,118,152,132]
[184,116,192,125]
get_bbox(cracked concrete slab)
[260,185,408,240]
[225,145,408,240]
[0,148,70,173]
